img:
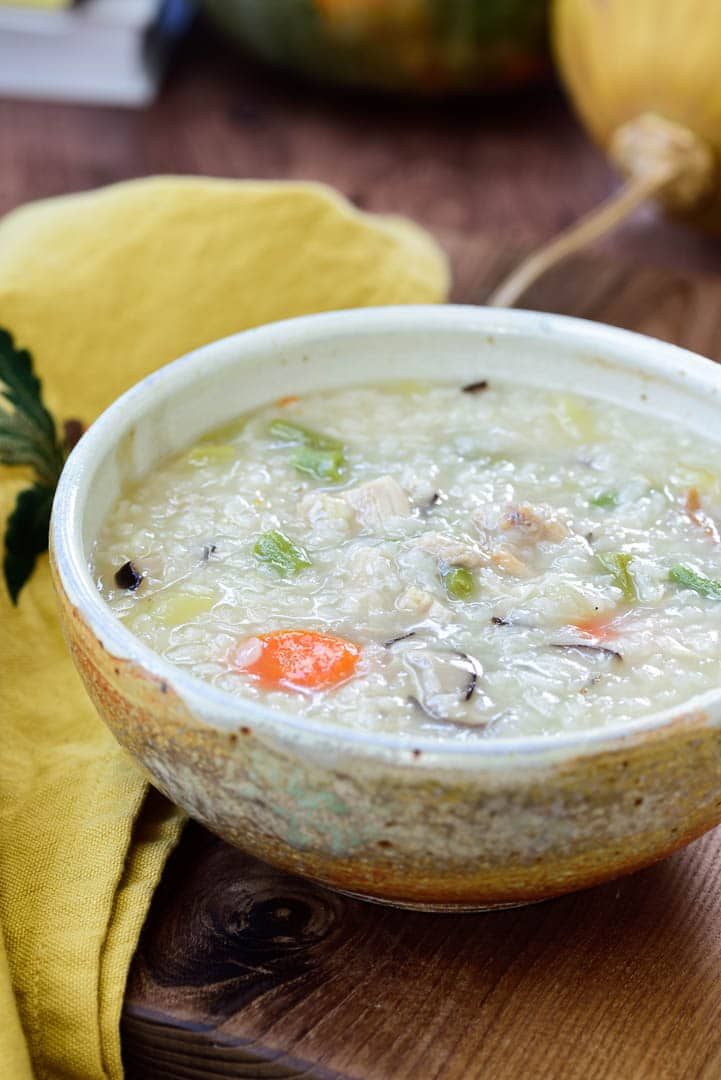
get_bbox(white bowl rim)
[51,303,721,760]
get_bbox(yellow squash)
[556,0,721,227]
[491,0,721,306]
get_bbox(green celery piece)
[254,530,311,577]
[267,418,341,451]
[291,444,346,483]
[668,564,721,599]
[268,417,347,482]
[597,552,637,602]
[591,491,619,508]
[441,565,475,601]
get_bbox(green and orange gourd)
[202,0,549,95]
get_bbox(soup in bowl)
[51,306,721,909]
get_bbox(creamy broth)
[93,381,721,739]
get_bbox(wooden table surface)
[5,20,721,1080]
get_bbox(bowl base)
[329,884,543,913]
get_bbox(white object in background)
[0,0,193,107]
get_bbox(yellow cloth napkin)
[0,176,449,1080]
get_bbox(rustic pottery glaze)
[51,306,721,910]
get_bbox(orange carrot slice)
[277,395,300,407]
[232,629,360,691]
[572,614,618,640]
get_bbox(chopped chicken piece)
[343,475,410,532]
[500,503,568,544]
[414,532,486,568]
[491,548,529,577]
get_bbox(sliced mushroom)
[419,491,442,517]
[384,631,416,647]
[401,644,484,724]
[549,641,623,663]
[457,651,483,700]
[408,694,442,721]
[114,561,143,591]
[490,614,539,629]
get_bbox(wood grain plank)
[124,824,721,1080]
[123,1009,347,1079]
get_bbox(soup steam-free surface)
[93,380,721,740]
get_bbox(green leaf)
[668,564,721,599]
[597,552,637,602]
[254,529,312,576]
[267,418,342,451]
[590,490,619,509]
[267,417,347,483]
[0,328,71,604]
[0,328,63,487]
[3,484,54,604]
[0,329,54,436]
[291,444,346,483]
[441,564,475,601]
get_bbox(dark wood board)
[125,818,721,1080]
[3,18,721,1080]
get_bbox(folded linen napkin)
[0,176,449,1079]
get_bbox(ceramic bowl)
[51,305,721,911]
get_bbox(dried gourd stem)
[489,115,716,308]
[487,167,674,309]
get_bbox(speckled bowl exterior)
[51,306,721,910]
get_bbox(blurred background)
[1,0,720,308]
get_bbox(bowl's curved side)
[54,555,721,908]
